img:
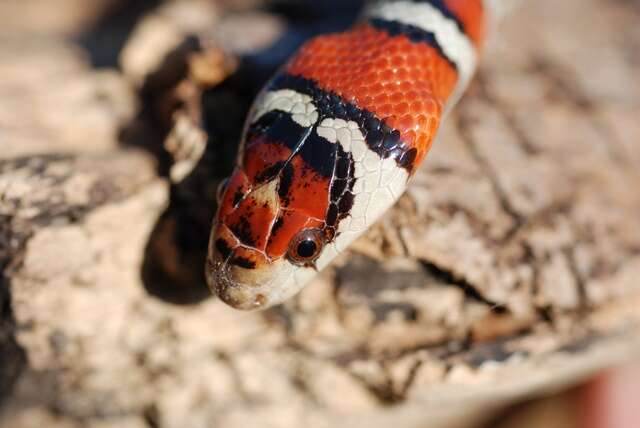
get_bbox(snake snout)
[206,242,270,311]
[206,225,315,311]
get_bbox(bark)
[1,0,640,427]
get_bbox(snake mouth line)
[206,222,319,311]
[206,243,269,311]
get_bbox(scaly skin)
[207,0,488,310]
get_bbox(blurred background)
[0,0,639,427]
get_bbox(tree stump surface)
[1,0,639,427]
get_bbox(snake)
[206,0,499,310]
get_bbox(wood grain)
[1,0,639,427]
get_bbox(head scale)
[206,83,354,310]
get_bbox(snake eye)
[216,177,229,204]
[287,228,324,266]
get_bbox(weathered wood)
[1,0,640,427]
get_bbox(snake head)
[206,165,330,310]
[206,74,414,310]
[205,86,342,310]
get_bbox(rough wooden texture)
[1,0,640,427]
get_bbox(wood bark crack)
[2,0,640,427]
[420,260,506,312]
[455,103,528,243]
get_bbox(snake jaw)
[205,229,266,310]
[206,257,312,311]
[206,224,315,311]
[205,246,262,310]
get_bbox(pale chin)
[209,254,318,311]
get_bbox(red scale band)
[285,24,459,165]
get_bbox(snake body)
[207,0,490,310]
